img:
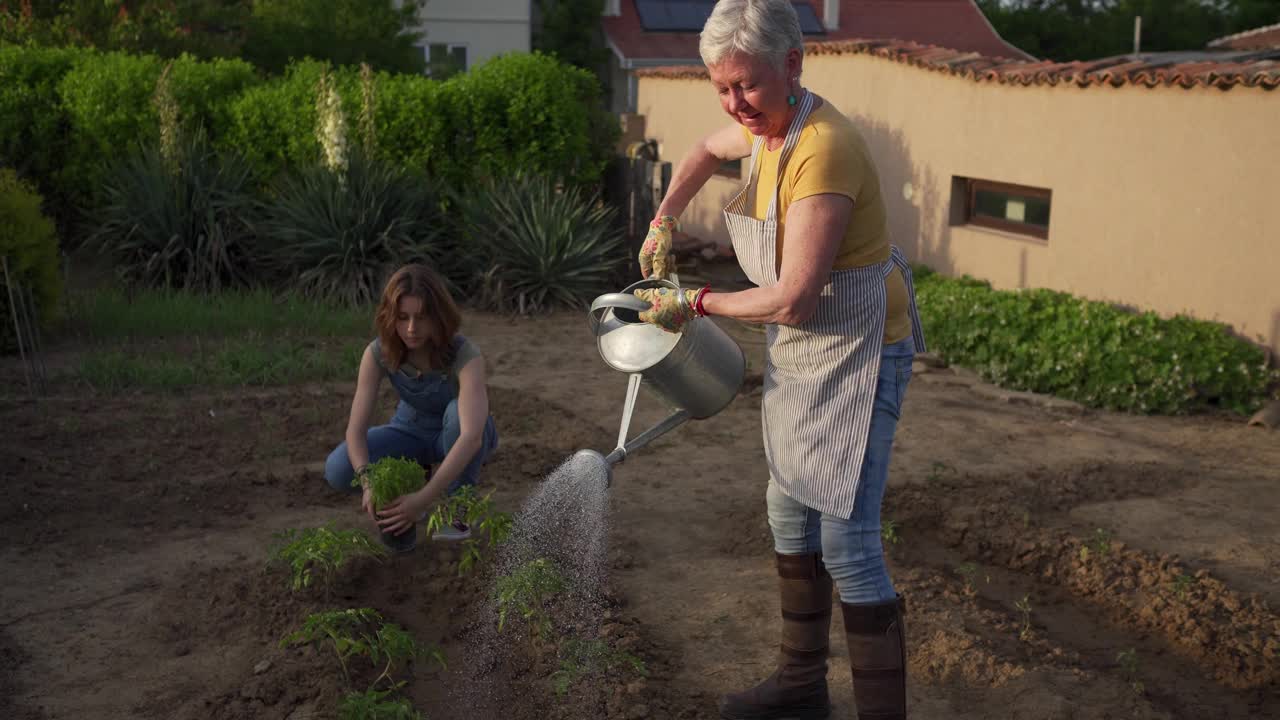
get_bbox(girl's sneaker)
[432,520,471,542]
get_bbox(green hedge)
[2,45,615,206]
[0,45,89,210]
[914,268,1278,415]
[0,168,62,330]
[58,51,260,194]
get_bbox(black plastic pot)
[380,523,417,554]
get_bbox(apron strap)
[888,246,929,354]
[765,90,816,224]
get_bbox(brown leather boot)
[841,595,908,720]
[718,552,834,720]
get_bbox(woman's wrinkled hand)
[638,216,677,279]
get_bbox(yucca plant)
[450,173,624,314]
[85,129,259,292]
[256,147,443,306]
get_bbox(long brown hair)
[374,264,461,372]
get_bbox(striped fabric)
[722,90,927,519]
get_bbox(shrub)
[915,271,1279,414]
[57,51,163,190]
[450,172,624,314]
[57,50,261,195]
[222,59,359,180]
[85,130,259,291]
[0,46,87,201]
[454,51,616,188]
[257,149,443,306]
[0,168,62,339]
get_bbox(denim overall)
[324,336,499,495]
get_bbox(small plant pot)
[380,523,417,554]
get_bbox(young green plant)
[1014,594,1034,641]
[881,519,902,546]
[1116,647,1144,694]
[281,608,444,690]
[338,688,423,720]
[494,557,566,644]
[271,525,387,597]
[357,456,430,510]
[427,485,514,575]
[551,637,647,699]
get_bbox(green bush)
[0,167,61,354]
[0,46,87,198]
[256,148,443,306]
[0,168,62,334]
[58,51,163,190]
[58,51,264,194]
[915,272,1278,415]
[454,52,616,188]
[450,172,624,314]
[85,130,259,291]
[222,59,353,180]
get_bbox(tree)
[534,0,608,73]
[977,0,1280,61]
[243,0,425,75]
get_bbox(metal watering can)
[573,274,746,484]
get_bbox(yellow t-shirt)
[741,100,910,344]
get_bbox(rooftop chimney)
[824,0,840,30]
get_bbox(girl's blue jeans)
[766,336,914,605]
[324,399,498,495]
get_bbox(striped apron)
[724,90,928,519]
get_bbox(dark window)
[634,0,824,34]
[964,179,1051,239]
[716,158,741,179]
[425,43,467,78]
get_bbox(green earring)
[787,94,796,106]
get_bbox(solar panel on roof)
[635,0,826,35]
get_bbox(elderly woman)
[631,1,927,719]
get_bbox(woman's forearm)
[346,425,370,477]
[655,139,724,220]
[701,283,815,327]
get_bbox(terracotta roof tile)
[634,38,1280,91]
[1208,23,1280,51]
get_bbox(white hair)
[699,0,803,70]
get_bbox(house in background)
[632,42,1280,355]
[602,0,1032,112]
[404,0,531,75]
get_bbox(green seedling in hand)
[494,557,566,642]
[271,525,387,595]
[357,457,429,510]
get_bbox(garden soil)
[2,309,1279,719]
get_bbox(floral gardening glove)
[633,287,700,334]
[638,215,677,279]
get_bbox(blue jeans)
[766,336,914,605]
[324,399,499,495]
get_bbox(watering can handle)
[588,292,652,333]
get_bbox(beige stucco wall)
[636,55,1280,356]
[409,0,530,70]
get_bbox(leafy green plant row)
[913,267,1279,415]
[0,45,617,212]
